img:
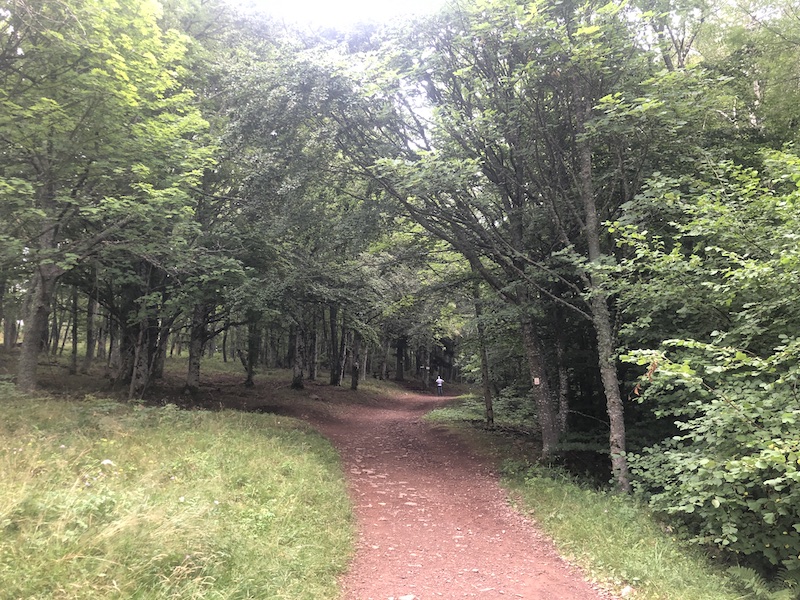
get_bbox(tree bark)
[329,304,341,385]
[18,264,60,392]
[69,286,78,375]
[291,322,305,389]
[308,309,318,380]
[128,317,158,399]
[0,274,6,347]
[473,279,494,425]
[185,302,210,393]
[554,312,570,435]
[81,292,97,374]
[350,331,361,390]
[520,317,558,459]
[395,336,406,381]
[381,336,390,379]
[338,315,348,385]
[244,320,260,387]
[575,86,631,492]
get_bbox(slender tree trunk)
[291,323,305,389]
[338,314,348,385]
[287,323,297,370]
[0,274,6,348]
[420,344,431,390]
[96,311,107,361]
[554,312,570,435]
[360,346,368,381]
[473,279,494,425]
[244,318,260,388]
[350,331,361,390]
[575,86,631,492]
[520,316,558,460]
[329,304,340,385]
[308,310,318,381]
[81,293,97,374]
[381,337,390,380]
[395,336,406,381]
[289,324,306,390]
[69,286,78,375]
[49,288,61,355]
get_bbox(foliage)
[619,152,800,574]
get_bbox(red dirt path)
[252,383,615,600]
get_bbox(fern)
[727,566,799,600]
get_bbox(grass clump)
[503,462,741,600]
[0,387,353,599]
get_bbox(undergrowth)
[0,385,354,599]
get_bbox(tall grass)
[0,383,353,599]
[427,394,744,600]
[503,463,743,600]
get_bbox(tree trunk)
[128,318,156,399]
[575,86,631,492]
[185,303,210,393]
[395,336,406,381]
[473,279,494,425]
[420,344,431,391]
[287,322,297,369]
[520,317,558,460]
[381,337,390,379]
[49,287,61,355]
[554,314,569,435]
[81,293,97,374]
[0,274,6,347]
[329,304,340,385]
[291,323,305,389]
[18,265,60,392]
[350,331,361,390]
[360,346,368,381]
[308,310,318,381]
[69,286,78,375]
[338,314,348,385]
[96,311,107,361]
[244,318,260,388]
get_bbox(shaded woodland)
[3,0,800,579]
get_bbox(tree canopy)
[2,0,800,579]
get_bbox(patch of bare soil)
[246,380,616,600]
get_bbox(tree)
[320,0,709,488]
[1,0,210,391]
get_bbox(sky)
[249,0,446,29]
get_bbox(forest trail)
[253,383,614,600]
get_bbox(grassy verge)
[426,394,743,600]
[0,382,353,599]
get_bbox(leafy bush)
[626,343,800,574]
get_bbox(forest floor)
[224,377,617,600]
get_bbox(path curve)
[258,384,613,600]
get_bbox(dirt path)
[254,384,613,600]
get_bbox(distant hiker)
[435,375,444,396]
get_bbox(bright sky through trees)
[249,0,446,28]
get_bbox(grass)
[426,393,745,600]
[0,381,354,599]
